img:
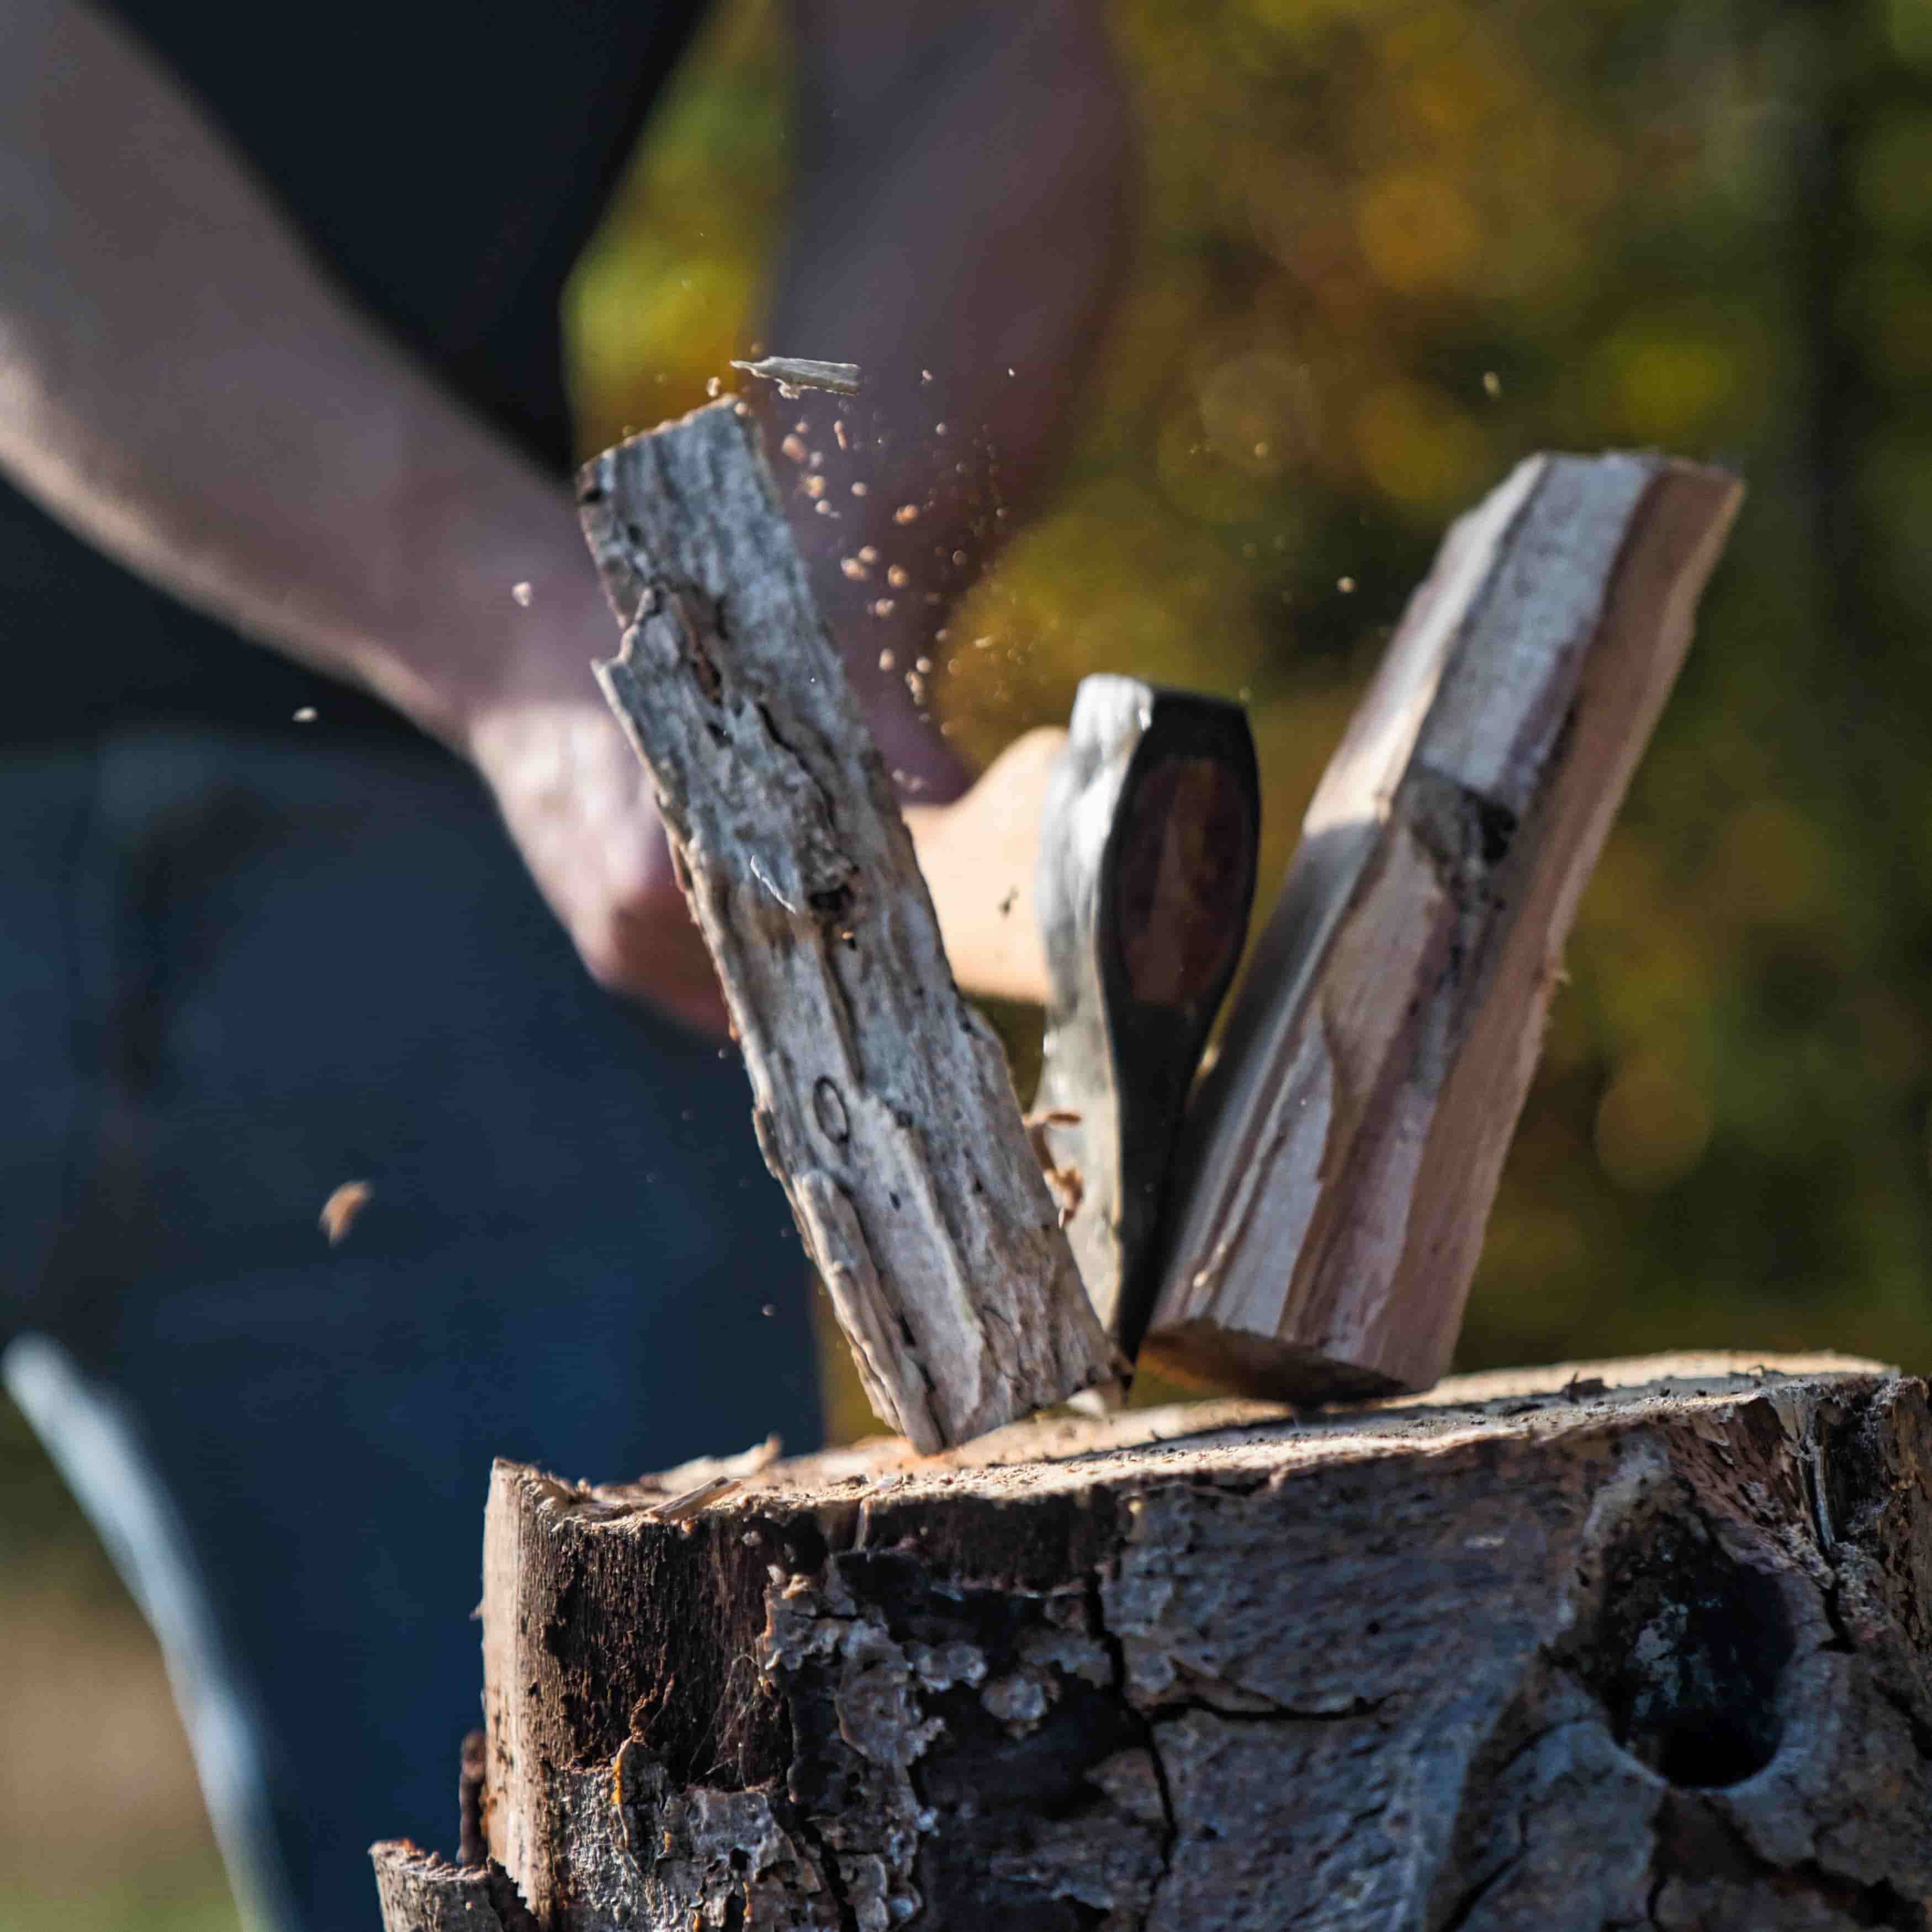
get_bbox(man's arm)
[0,0,1130,1022]
[758,0,1133,801]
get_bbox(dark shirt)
[3,0,707,747]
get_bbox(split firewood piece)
[578,400,1120,1452]
[1031,676,1259,1352]
[1146,452,1743,1402]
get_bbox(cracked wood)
[475,1352,1932,1931]
[577,401,1118,1451]
[370,1841,537,1932]
[1146,453,1744,1403]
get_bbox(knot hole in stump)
[1575,1509,1793,1788]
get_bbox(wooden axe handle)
[904,728,1062,1007]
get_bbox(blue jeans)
[0,728,819,1931]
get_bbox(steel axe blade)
[1031,676,1260,1359]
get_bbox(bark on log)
[369,1841,536,1932]
[476,1352,1932,1932]
[1146,453,1744,1404]
[578,401,1118,1452]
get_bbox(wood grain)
[1145,453,1743,1402]
[578,400,1118,1452]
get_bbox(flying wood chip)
[728,356,861,397]
[319,1179,372,1245]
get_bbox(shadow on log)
[438,1354,1932,1932]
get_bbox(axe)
[910,680,1260,1361]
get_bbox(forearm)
[0,0,599,748]
[754,0,1133,799]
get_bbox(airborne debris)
[1022,1107,1087,1230]
[728,356,861,397]
[320,1179,372,1245]
[1043,1166,1084,1226]
[292,706,317,724]
[511,580,533,607]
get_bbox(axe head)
[1032,676,1259,1358]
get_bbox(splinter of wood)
[578,400,1119,1452]
[1146,452,1743,1402]
[728,356,861,396]
[1032,676,1258,1354]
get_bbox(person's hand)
[460,569,1066,1031]
[465,680,728,1035]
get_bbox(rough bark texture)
[370,1841,537,1932]
[1146,454,1743,1404]
[479,1353,1932,1932]
[577,401,1118,1452]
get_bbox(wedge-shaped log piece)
[1033,676,1258,1352]
[1147,452,1743,1401]
[579,401,1119,1452]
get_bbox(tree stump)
[443,1354,1932,1932]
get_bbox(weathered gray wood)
[578,401,1118,1452]
[478,1352,1932,1932]
[369,1841,535,1932]
[1147,454,1744,1403]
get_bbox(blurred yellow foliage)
[1353,171,1485,293]
[571,0,1932,1426]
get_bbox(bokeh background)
[8,0,1931,1922]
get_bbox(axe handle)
[906,727,1061,1007]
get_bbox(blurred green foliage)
[574,0,1932,1423]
